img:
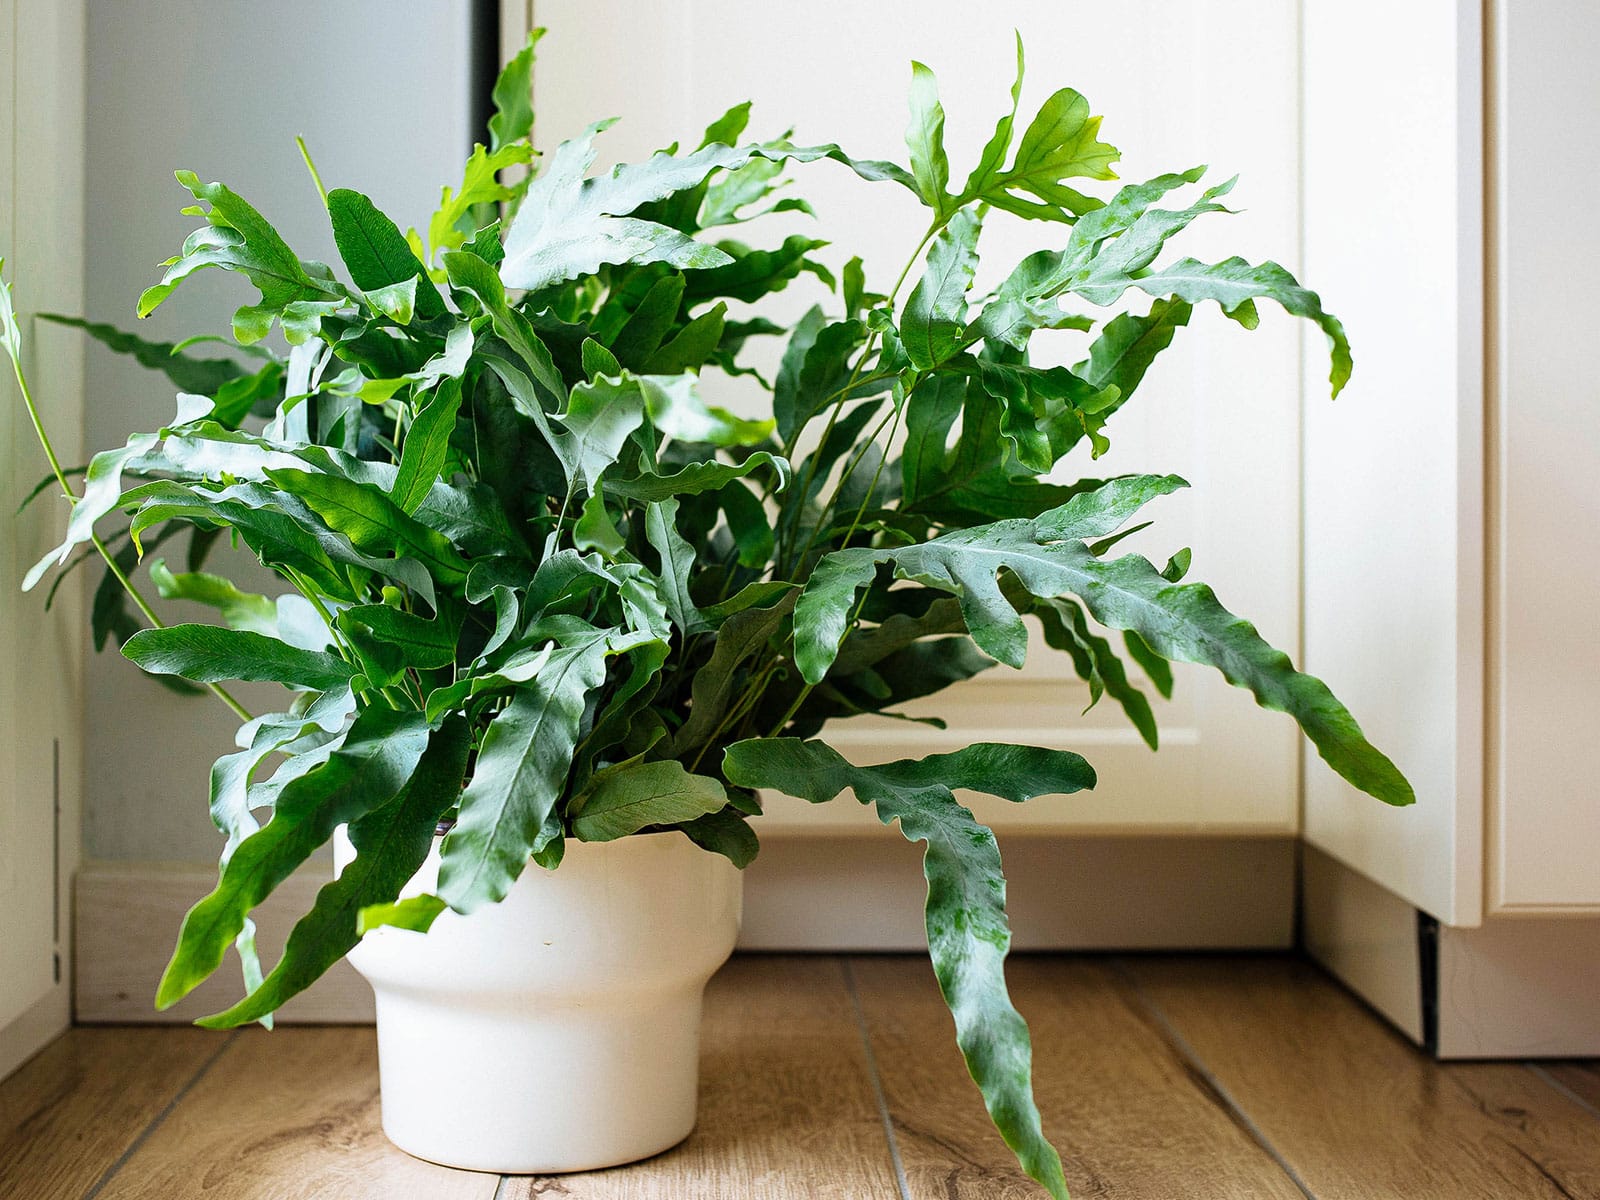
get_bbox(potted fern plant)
[5,30,1411,1198]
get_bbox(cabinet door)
[1488,0,1600,914]
[533,1,1307,834]
[1,0,83,1038]
[1300,0,1485,926]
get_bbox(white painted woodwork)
[1301,846,1425,1045]
[1299,0,1486,927]
[76,838,1293,1022]
[1486,0,1600,914]
[532,0,1309,836]
[1305,846,1600,1057]
[0,0,84,1055]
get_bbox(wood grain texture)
[501,955,902,1200]
[851,955,1304,1199]
[92,1027,496,1200]
[0,1027,218,1200]
[1122,956,1600,1199]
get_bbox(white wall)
[82,2,478,860]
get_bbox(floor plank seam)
[1105,962,1322,1200]
[1526,1064,1600,1124]
[77,1029,242,1200]
[840,958,913,1200]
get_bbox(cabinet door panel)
[1489,0,1600,912]
[1300,0,1484,925]
[533,1,1305,834]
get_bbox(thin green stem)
[295,136,330,209]
[687,657,779,773]
[8,345,252,723]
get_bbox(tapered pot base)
[337,831,743,1174]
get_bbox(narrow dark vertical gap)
[1108,961,1321,1200]
[79,1031,243,1200]
[467,0,502,147]
[52,735,61,945]
[1416,911,1441,1056]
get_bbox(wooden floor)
[2,955,1598,1199]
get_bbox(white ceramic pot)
[334,829,743,1174]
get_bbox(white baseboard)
[741,833,1296,950]
[0,981,70,1084]
[1301,845,1426,1043]
[76,836,1295,1025]
[1303,845,1600,1057]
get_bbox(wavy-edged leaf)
[972,168,1218,348]
[123,624,356,691]
[263,468,469,586]
[774,310,868,443]
[902,207,981,370]
[607,450,789,503]
[644,498,705,635]
[1123,256,1352,397]
[422,142,533,264]
[644,302,727,374]
[683,236,824,306]
[197,717,471,1028]
[571,759,728,842]
[156,706,430,1009]
[148,560,276,636]
[357,894,447,936]
[1032,594,1157,749]
[391,378,463,514]
[500,131,908,293]
[723,738,1096,1200]
[488,28,542,152]
[905,61,951,214]
[37,314,249,396]
[437,626,653,911]
[23,433,158,589]
[794,476,1413,806]
[608,275,686,367]
[337,604,459,680]
[138,172,333,340]
[983,85,1119,214]
[678,807,759,868]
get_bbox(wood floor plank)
[1538,1063,1600,1117]
[501,955,902,1200]
[1121,956,1600,1199]
[92,1027,497,1200]
[0,1027,221,1200]
[851,955,1306,1199]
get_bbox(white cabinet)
[1302,0,1600,1055]
[0,0,84,1078]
